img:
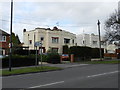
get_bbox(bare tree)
[104,9,120,44]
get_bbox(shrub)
[38,54,48,62]
[47,53,60,64]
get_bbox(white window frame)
[52,37,59,44]
[0,36,6,42]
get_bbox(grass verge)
[78,60,120,64]
[1,66,63,76]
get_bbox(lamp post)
[97,20,102,61]
[9,0,13,71]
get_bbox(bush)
[47,53,60,64]
[2,55,39,68]
[38,54,48,62]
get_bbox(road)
[2,64,119,89]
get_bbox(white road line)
[29,81,64,88]
[87,71,119,78]
[66,64,88,67]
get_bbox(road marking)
[66,64,88,68]
[29,81,64,88]
[87,71,119,78]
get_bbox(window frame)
[52,37,59,44]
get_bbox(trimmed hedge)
[91,48,104,58]
[13,49,39,55]
[2,55,39,68]
[69,46,92,61]
[69,46,104,61]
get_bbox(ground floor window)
[51,48,58,53]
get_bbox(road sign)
[34,42,42,47]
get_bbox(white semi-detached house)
[76,33,105,48]
[23,27,76,54]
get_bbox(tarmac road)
[2,64,119,89]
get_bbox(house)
[76,33,104,48]
[23,27,76,54]
[104,41,120,59]
[0,29,10,55]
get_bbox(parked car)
[0,55,6,59]
[61,54,69,61]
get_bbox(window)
[83,40,85,44]
[93,41,97,45]
[29,40,32,44]
[52,37,59,43]
[52,48,58,53]
[72,39,74,44]
[40,37,44,41]
[0,36,6,42]
[64,38,70,44]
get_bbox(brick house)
[0,29,10,55]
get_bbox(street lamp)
[9,0,13,71]
[97,20,102,61]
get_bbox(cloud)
[0,1,118,42]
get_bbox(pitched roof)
[0,29,9,36]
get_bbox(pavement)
[1,64,119,89]
[1,62,89,70]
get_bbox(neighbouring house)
[104,41,120,59]
[0,29,10,55]
[76,33,105,48]
[23,26,76,54]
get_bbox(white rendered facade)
[76,33,104,48]
[23,27,76,54]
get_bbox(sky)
[0,0,119,42]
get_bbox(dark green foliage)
[69,46,92,61]
[47,53,60,64]
[11,33,21,47]
[2,55,39,68]
[16,34,21,44]
[38,54,48,62]
[69,46,104,61]
[14,49,39,55]
[91,48,104,58]
[63,45,69,54]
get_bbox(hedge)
[69,46,104,61]
[2,55,39,68]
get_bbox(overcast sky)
[0,0,119,42]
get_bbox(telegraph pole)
[9,0,13,71]
[97,20,102,61]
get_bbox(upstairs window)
[93,41,97,45]
[52,37,59,43]
[64,38,70,44]
[72,39,74,44]
[29,40,32,44]
[0,36,6,42]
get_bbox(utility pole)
[40,37,44,68]
[97,20,102,61]
[9,0,13,71]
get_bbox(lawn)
[79,60,120,64]
[1,66,62,76]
